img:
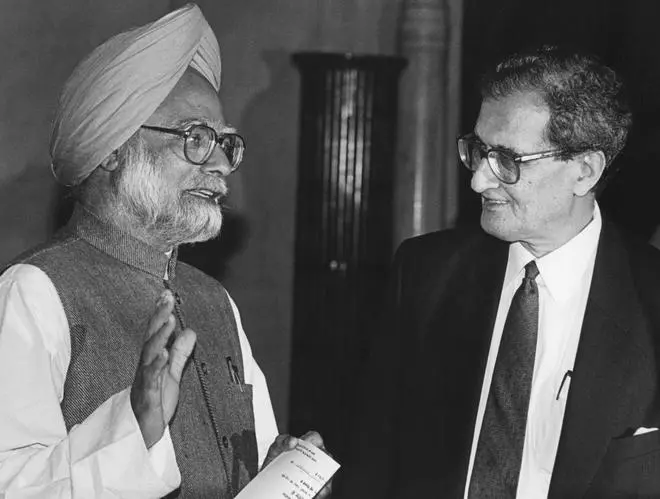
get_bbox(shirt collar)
[65,203,178,280]
[505,202,602,303]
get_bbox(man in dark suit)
[344,46,660,498]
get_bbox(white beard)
[110,138,224,247]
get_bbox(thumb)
[301,430,325,449]
[168,328,197,382]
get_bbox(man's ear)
[573,150,606,196]
[99,150,120,172]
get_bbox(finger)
[273,434,291,447]
[316,482,332,499]
[285,435,299,449]
[142,315,175,365]
[168,328,197,383]
[132,349,168,411]
[301,430,324,449]
[263,434,298,468]
[271,434,298,450]
[145,291,175,341]
[145,349,169,389]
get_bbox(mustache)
[185,178,228,193]
[182,178,228,206]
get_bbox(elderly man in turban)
[0,4,328,498]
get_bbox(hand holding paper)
[237,432,339,499]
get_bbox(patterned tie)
[468,260,540,498]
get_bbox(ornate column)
[394,0,462,247]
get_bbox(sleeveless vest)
[13,205,258,498]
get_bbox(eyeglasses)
[141,124,245,172]
[457,134,565,184]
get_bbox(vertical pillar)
[394,0,462,247]
[289,52,406,463]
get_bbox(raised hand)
[130,290,197,448]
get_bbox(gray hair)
[481,46,632,170]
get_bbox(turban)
[50,3,222,186]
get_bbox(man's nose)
[200,146,233,177]
[470,158,499,193]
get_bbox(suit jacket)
[343,219,660,498]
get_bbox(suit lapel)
[549,221,654,498]
[418,232,509,492]
[458,235,510,375]
[423,230,508,381]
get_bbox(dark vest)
[11,206,258,498]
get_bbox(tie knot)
[524,260,539,281]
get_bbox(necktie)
[468,260,540,498]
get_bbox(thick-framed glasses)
[457,134,564,184]
[141,124,245,172]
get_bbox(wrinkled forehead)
[475,91,551,150]
[149,68,225,129]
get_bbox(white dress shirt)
[0,263,278,498]
[464,203,602,499]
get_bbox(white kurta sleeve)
[0,264,180,498]
[226,292,279,468]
